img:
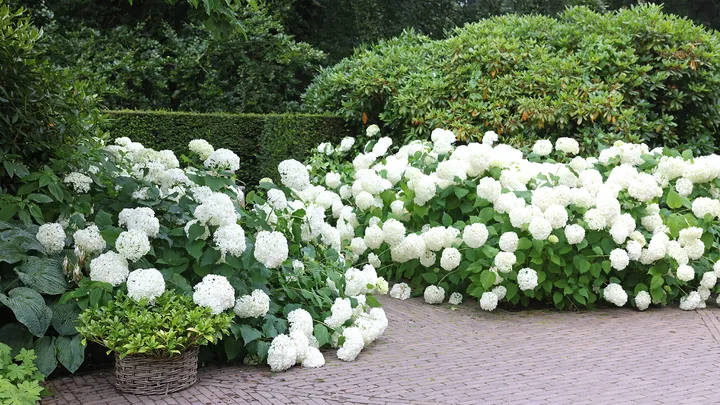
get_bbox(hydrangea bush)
[4,136,389,374]
[304,126,720,312]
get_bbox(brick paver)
[43,297,720,405]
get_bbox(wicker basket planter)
[114,347,199,395]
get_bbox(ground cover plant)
[304,125,720,312]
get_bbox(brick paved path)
[44,297,720,405]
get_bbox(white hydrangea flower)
[366,124,380,137]
[302,347,325,368]
[73,225,106,254]
[448,292,463,305]
[254,231,289,269]
[337,327,365,362]
[119,207,160,237]
[517,268,538,291]
[324,298,353,329]
[368,253,381,268]
[584,209,607,230]
[480,291,499,311]
[268,334,297,372]
[492,285,507,300]
[89,251,129,286]
[363,224,384,249]
[204,148,240,172]
[266,189,288,211]
[375,277,389,295]
[234,289,270,318]
[344,264,379,296]
[463,223,489,248]
[64,172,93,193]
[692,197,720,219]
[189,139,214,160]
[532,140,553,156]
[339,137,356,152]
[36,223,65,253]
[604,283,628,307]
[676,265,695,282]
[192,274,235,315]
[701,272,717,289]
[354,307,388,346]
[675,178,693,197]
[499,232,519,252]
[440,248,461,271]
[635,291,651,311]
[482,131,499,145]
[544,205,568,229]
[372,137,393,156]
[477,177,502,202]
[564,224,585,245]
[287,308,314,339]
[325,172,342,189]
[214,224,247,259]
[424,285,445,304]
[609,249,629,271]
[389,283,411,300]
[382,219,406,247]
[278,159,311,191]
[494,252,517,273]
[555,137,579,155]
[528,217,552,240]
[115,229,151,262]
[679,291,702,311]
[126,268,165,303]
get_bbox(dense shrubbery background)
[304,5,720,153]
[0,2,105,185]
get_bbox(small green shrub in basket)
[76,290,233,359]
[0,343,45,405]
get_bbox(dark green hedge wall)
[104,110,348,185]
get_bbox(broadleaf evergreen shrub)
[304,5,720,154]
[104,111,348,185]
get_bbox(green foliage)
[104,110,347,185]
[25,1,324,113]
[0,1,105,186]
[77,291,233,359]
[0,221,87,376]
[273,0,608,62]
[304,5,720,154]
[0,344,45,405]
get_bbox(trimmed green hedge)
[104,110,348,185]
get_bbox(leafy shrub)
[77,291,233,359]
[0,344,45,405]
[35,4,324,113]
[0,1,104,184]
[3,134,388,373]
[104,111,348,184]
[303,127,720,312]
[304,5,720,154]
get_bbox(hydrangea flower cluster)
[302,127,720,314]
[192,274,235,315]
[36,223,66,253]
[126,268,165,303]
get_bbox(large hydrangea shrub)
[306,126,720,312]
[3,136,389,374]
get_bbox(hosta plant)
[302,126,720,312]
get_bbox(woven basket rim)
[114,346,199,361]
